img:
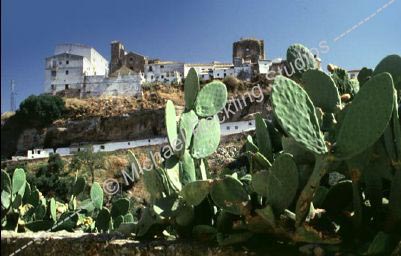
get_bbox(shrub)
[223,75,242,92]
[17,94,65,126]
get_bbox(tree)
[69,148,105,184]
[17,94,65,126]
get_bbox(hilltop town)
[44,38,332,98]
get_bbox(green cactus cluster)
[2,45,401,255]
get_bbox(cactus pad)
[90,182,104,210]
[184,68,200,110]
[195,81,227,117]
[191,115,221,159]
[272,75,327,155]
[180,150,196,183]
[181,180,211,206]
[210,176,250,215]
[96,208,111,232]
[72,177,86,196]
[334,73,395,159]
[302,69,340,113]
[12,168,26,196]
[165,100,178,151]
[111,198,130,218]
[179,110,198,149]
[266,153,299,213]
[373,54,401,90]
[286,44,317,78]
[255,114,273,161]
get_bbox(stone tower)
[110,41,125,74]
[233,38,265,66]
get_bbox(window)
[65,70,69,75]
[51,71,57,77]
[248,122,252,125]
[59,61,62,65]
[37,150,41,154]
[160,65,164,68]
[65,84,69,90]
[100,145,105,150]
[66,60,69,65]
[149,66,153,72]
[51,84,55,90]
[235,126,238,129]
[226,127,230,130]
[128,142,131,145]
[130,57,133,62]
[161,75,164,79]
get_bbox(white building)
[44,44,109,92]
[184,62,239,82]
[44,44,142,97]
[144,61,184,84]
[348,69,360,79]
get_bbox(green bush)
[27,154,73,200]
[17,94,65,126]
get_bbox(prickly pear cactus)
[195,81,227,117]
[266,153,299,213]
[180,150,196,183]
[210,176,250,215]
[111,198,130,218]
[96,208,111,232]
[12,168,26,197]
[255,114,273,162]
[272,75,327,155]
[373,54,401,90]
[72,177,86,197]
[178,110,198,149]
[357,67,373,86]
[302,69,340,113]
[90,182,104,210]
[165,100,179,151]
[184,68,200,110]
[191,115,221,159]
[181,180,211,206]
[334,73,395,159]
[286,44,317,78]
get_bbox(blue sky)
[1,0,400,112]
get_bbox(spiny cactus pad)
[302,69,340,113]
[286,44,317,78]
[184,68,200,110]
[90,182,104,210]
[180,150,196,183]
[251,170,269,197]
[335,73,395,159]
[111,198,130,218]
[143,168,164,200]
[50,198,57,222]
[195,81,227,117]
[191,115,221,159]
[96,208,111,232]
[165,100,178,151]
[181,180,211,206]
[179,110,198,149]
[255,114,273,161]
[12,168,26,196]
[72,177,86,196]
[210,176,250,215]
[272,75,327,155]
[373,54,401,90]
[266,153,299,213]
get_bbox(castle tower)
[110,41,125,74]
[233,38,265,66]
